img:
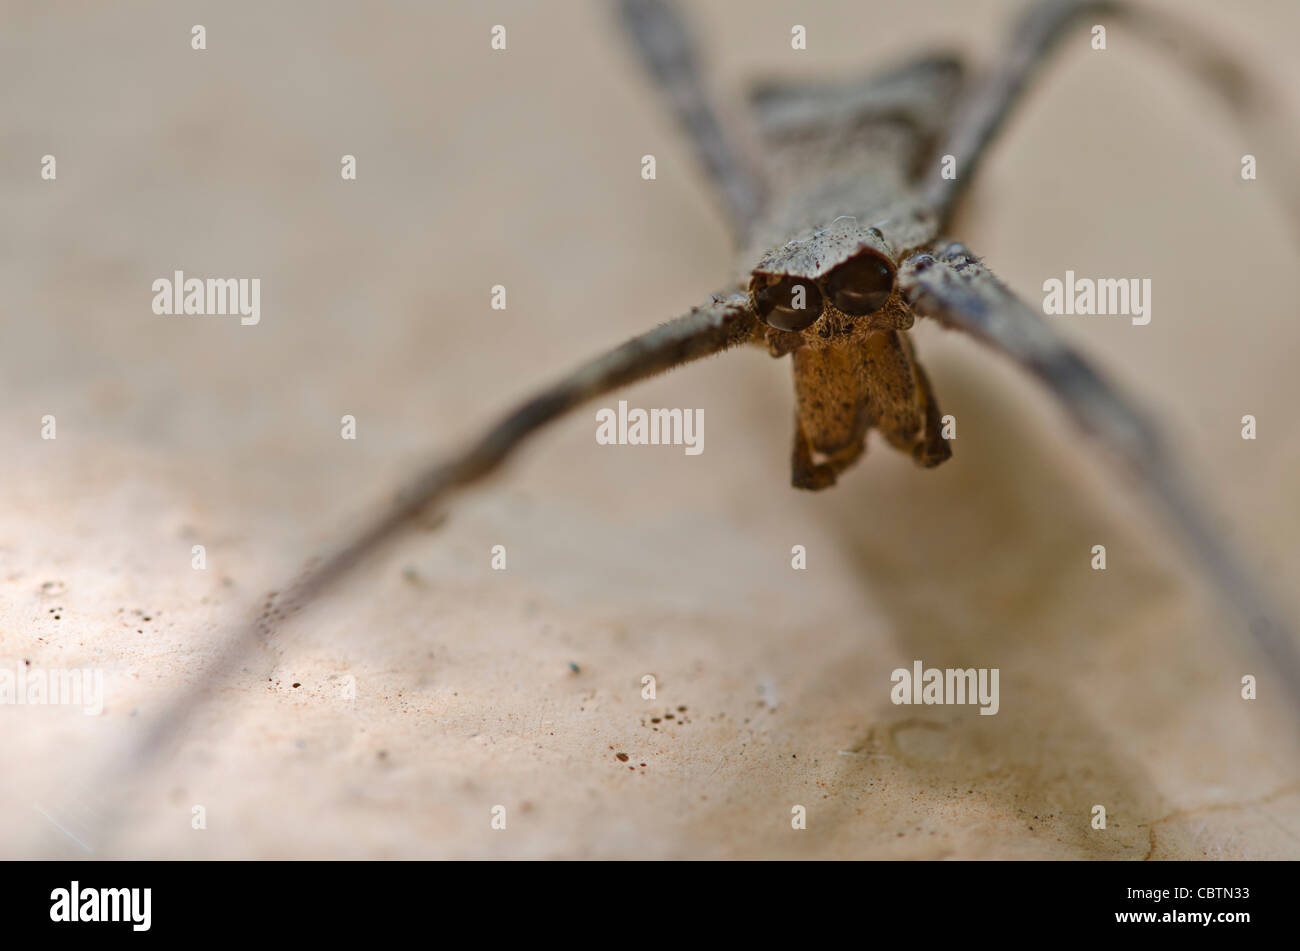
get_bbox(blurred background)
[2,0,1298,858]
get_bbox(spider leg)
[900,332,953,468]
[925,0,1300,230]
[127,290,756,769]
[616,0,765,240]
[791,412,865,491]
[899,241,1300,724]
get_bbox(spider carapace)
[739,57,962,487]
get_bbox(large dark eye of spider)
[821,251,896,316]
[752,274,823,332]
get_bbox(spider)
[128,0,1300,768]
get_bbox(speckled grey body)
[739,57,963,486]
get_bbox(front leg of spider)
[898,241,1300,722]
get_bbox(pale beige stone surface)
[2,0,1298,859]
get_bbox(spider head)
[748,221,899,336]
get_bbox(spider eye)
[752,275,823,332]
[822,251,896,316]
